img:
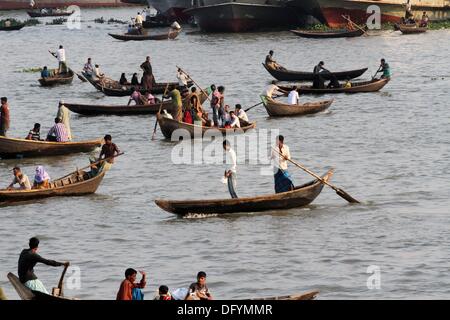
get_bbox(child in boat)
[185,271,213,300]
[116,268,146,300]
[155,285,172,300]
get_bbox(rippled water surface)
[1,8,450,300]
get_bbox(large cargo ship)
[306,0,450,28]
[184,0,302,32]
[0,0,128,10]
[146,0,192,22]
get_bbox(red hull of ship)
[321,7,401,28]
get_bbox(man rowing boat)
[375,58,391,79]
[18,237,69,294]
[271,135,294,193]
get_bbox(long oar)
[57,152,124,181]
[176,65,212,104]
[341,15,367,35]
[48,50,87,82]
[151,83,170,140]
[245,94,284,112]
[272,147,360,204]
[52,263,69,297]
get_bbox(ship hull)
[0,0,127,10]
[147,0,192,22]
[315,0,450,28]
[185,2,300,32]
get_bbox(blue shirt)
[41,69,50,78]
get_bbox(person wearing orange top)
[116,268,146,300]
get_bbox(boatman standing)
[271,135,294,193]
[18,237,69,294]
[223,139,238,198]
[56,45,66,74]
[375,58,391,79]
[57,100,72,141]
[0,97,10,137]
[140,56,154,90]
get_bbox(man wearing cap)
[57,100,72,141]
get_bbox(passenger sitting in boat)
[116,268,146,300]
[18,237,69,294]
[265,50,285,70]
[156,285,173,300]
[26,123,42,141]
[419,12,429,27]
[221,105,231,127]
[127,24,133,33]
[83,58,94,77]
[190,87,206,124]
[131,73,140,86]
[185,271,212,300]
[235,104,248,122]
[344,78,352,88]
[229,111,241,128]
[33,166,51,189]
[144,90,156,104]
[183,107,193,124]
[327,75,340,88]
[127,87,146,106]
[41,66,50,78]
[119,73,129,85]
[7,166,31,190]
[86,157,100,179]
[287,87,300,104]
[46,118,69,142]
[93,64,104,81]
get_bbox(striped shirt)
[47,123,69,142]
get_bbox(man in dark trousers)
[140,56,155,90]
[0,97,10,136]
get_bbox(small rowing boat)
[0,23,25,31]
[64,90,209,116]
[156,113,256,140]
[261,96,333,117]
[108,29,180,41]
[248,290,319,300]
[83,72,192,97]
[27,9,74,18]
[38,70,74,87]
[397,24,427,34]
[0,164,107,203]
[262,62,367,82]
[155,169,333,215]
[278,78,389,94]
[290,28,365,38]
[0,136,101,159]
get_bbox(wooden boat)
[397,24,427,34]
[261,96,333,117]
[108,29,180,41]
[248,290,319,300]
[64,90,209,116]
[0,24,25,31]
[155,169,333,215]
[0,136,102,159]
[278,78,389,94]
[0,163,107,203]
[290,28,365,38]
[82,72,192,97]
[27,10,74,18]
[156,113,256,140]
[38,70,74,87]
[262,62,367,82]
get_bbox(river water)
[1,7,450,300]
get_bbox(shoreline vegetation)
[304,20,450,30]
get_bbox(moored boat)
[0,136,102,159]
[147,0,193,22]
[0,23,25,31]
[278,78,389,94]
[83,72,192,97]
[156,112,256,140]
[0,163,107,203]
[261,96,333,117]
[27,9,74,17]
[397,23,427,34]
[262,62,367,81]
[155,169,333,215]
[38,69,74,86]
[108,28,180,41]
[290,27,364,38]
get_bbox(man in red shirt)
[0,97,10,136]
[116,268,146,300]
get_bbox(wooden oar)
[272,147,360,204]
[57,152,124,181]
[245,94,284,112]
[151,83,170,140]
[48,50,87,82]
[52,263,69,297]
[341,15,367,35]
[176,65,212,103]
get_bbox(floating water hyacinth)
[18,67,43,73]
[46,18,67,25]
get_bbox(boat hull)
[279,78,389,94]
[147,0,192,21]
[290,28,364,38]
[108,29,180,41]
[184,2,300,32]
[263,97,333,117]
[0,24,25,31]
[0,136,102,159]
[315,0,450,28]
[155,170,333,215]
[0,0,129,10]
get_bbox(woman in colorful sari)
[33,166,51,189]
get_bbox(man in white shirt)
[7,167,31,190]
[263,80,287,98]
[56,45,66,73]
[287,88,300,105]
[223,140,237,198]
[270,135,294,193]
[135,12,144,26]
[177,68,189,88]
[229,111,241,128]
[235,104,248,122]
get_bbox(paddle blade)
[77,74,88,82]
[336,188,360,204]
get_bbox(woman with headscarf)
[33,166,51,189]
